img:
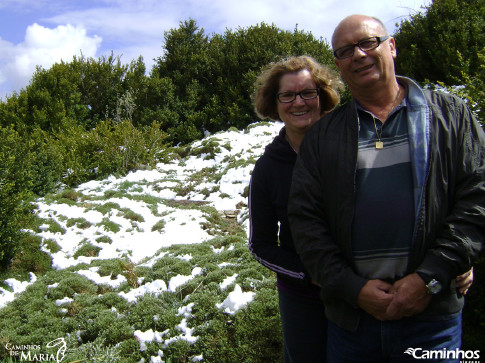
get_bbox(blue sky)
[0,0,431,100]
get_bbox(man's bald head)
[331,15,388,50]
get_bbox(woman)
[248,56,473,362]
[249,55,343,362]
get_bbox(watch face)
[428,279,442,295]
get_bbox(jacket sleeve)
[248,161,311,285]
[287,129,367,306]
[416,95,485,287]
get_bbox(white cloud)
[197,0,430,40]
[39,0,431,68]
[45,4,180,43]
[0,0,431,99]
[0,23,101,99]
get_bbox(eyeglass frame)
[333,35,390,60]
[276,88,320,103]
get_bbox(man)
[288,14,485,362]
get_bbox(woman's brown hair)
[252,55,344,121]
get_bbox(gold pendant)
[376,141,383,149]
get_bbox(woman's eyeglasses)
[277,88,319,103]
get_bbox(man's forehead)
[332,18,383,46]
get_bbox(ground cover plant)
[0,122,284,362]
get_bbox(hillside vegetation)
[0,122,286,362]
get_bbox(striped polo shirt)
[351,97,415,281]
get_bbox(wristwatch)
[425,279,442,295]
[417,271,443,295]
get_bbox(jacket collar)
[397,76,430,221]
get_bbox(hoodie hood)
[264,126,297,164]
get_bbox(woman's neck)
[285,130,304,153]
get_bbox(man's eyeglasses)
[333,35,390,60]
[277,88,319,103]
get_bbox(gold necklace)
[373,115,384,149]
[373,85,403,149]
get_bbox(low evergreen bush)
[0,126,35,270]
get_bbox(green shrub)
[148,257,193,282]
[128,293,179,331]
[90,259,124,277]
[119,208,145,223]
[66,218,92,230]
[58,188,79,201]
[0,126,35,270]
[95,235,113,244]
[188,138,222,158]
[47,273,98,299]
[64,338,124,362]
[28,128,64,197]
[50,119,167,187]
[73,241,102,258]
[44,220,66,235]
[438,49,485,123]
[42,238,62,253]
[151,219,166,232]
[232,288,282,362]
[91,201,122,215]
[42,189,83,207]
[9,235,52,278]
[97,292,130,311]
[97,218,122,233]
[187,289,223,326]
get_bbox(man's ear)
[334,58,344,77]
[389,37,397,59]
